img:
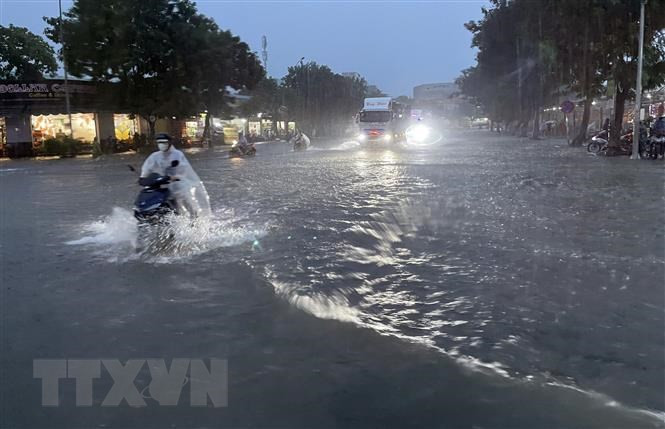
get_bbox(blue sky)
[0,0,487,96]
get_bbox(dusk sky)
[0,0,488,96]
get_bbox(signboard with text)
[0,80,97,101]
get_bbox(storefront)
[113,114,140,140]
[0,117,6,155]
[247,116,296,140]
[31,113,98,143]
[180,115,250,145]
[0,79,150,157]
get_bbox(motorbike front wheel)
[587,141,602,154]
[650,143,659,160]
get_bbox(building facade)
[412,82,472,120]
[0,79,148,157]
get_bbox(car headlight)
[407,124,430,142]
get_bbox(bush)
[62,136,81,156]
[42,138,63,155]
[41,136,84,157]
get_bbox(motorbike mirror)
[171,160,179,167]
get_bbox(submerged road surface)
[1,130,664,428]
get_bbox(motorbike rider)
[292,129,311,149]
[140,133,211,217]
[237,131,251,154]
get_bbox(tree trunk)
[572,24,592,147]
[148,119,156,141]
[573,96,592,146]
[519,119,528,138]
[531,11,544,140]
[202,112,212,148]
[609,81,627,149]
[531,109,541,139]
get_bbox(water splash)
[66,207,268,262]
[66,207,138,250]
[332,140,362,151]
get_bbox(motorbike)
[587,126,648,156]
[131,160,179,223]
[229,141,256,157]
[586,129,609,154]
[292,135,310,151]
[645,118,665,160]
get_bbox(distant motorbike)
[229,142,256,157]
[293,138,310,152]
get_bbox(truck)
[356,97,409,143]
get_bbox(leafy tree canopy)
[0,24,57,80]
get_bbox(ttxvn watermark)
[33,358,227,407]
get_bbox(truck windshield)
[360,111,391,123]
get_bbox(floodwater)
[1,130,663,428]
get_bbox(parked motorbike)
[586,130,609,154]
[587,125,648,156]
[645,118,665,160]
[584,129,608,150]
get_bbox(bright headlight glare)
[408,124,430,142]
[384,134,392,142]
[357,133,367,141]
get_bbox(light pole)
[297,57,306,132]
[631,0,647,159]
[58,0,73,138]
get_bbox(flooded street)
[1,130,664,428]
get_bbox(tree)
[175,15,264,142]
[240,77,285,135]
[0,25,57,80]
[599,0,665,150]
[458,0,665,148]
[44,0,264,140]
[282,62,366,136]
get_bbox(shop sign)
[0,80,97,100]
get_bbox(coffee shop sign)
[0,82,96,96]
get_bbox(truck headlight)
[407,124,430,143]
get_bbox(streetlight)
[58,0,73,138]
[296,57,308,132]
[631,0,647,159]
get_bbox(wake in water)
[66,207,268,262]
[261,199,665,425]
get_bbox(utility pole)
[631,0,647,159]
[298,57,306,132]
[58,0,73,137]
[261,36,268,76]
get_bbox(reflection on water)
[37,133,665,423]
[253,135,664,419]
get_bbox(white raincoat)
[140,146,211,217]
